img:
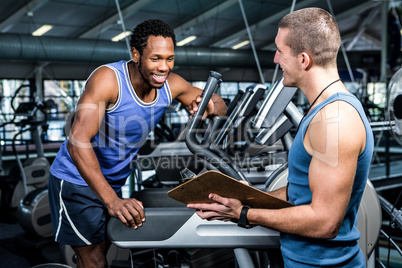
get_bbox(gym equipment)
[136,140,204,189]
[12,100,52,239]
[133,102,206,190]
[108,72,295,267]
[31,264,72,268]
[378,68,402,264]
[17,188,52,239]
[109,71,284,267]
[386,67,402,146]
[108,72,382,267]
[60,243,130,268]
[0,87,50,212]
[133,83,269,191]
[10,93,149,267]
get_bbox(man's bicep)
[69,92,109,144]
[308,154,356,228]
[307,113,360,218]
[308,125,360,224]
[70,99,105,141]
[169,73,202,105]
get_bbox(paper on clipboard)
[167,170,293,209]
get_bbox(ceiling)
[0,0,394,82]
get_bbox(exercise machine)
[0,86,50,214]
[108,72,294,267]
[108,71,381,267]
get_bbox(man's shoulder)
[308,99,366,153]
[310,97,359,124]
[88,66,119,85]
[167,72,183,85]
[166,72,189,97]
[84,65,120,102]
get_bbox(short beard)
[137,58,164,89]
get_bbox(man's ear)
[299,52,312,70]
[131,48,139,63]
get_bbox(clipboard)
[167,170,293,209]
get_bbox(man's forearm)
[268,185,287,201]
[67,140,118,206]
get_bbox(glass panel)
[367,82,386,121]
[43,79,85,141]
[0,79,31,145]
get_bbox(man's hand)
[187,95,215,119]
[187,193,243,222]
[107,197,145,229]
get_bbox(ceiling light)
[111,31,131,42]
[232,40,250,50]
[32,25,53,36]
[177,35,197,46]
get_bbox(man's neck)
[300,68,342,105]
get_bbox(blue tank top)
[50,60,172,190]
[280,93,374,267]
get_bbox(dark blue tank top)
[280,93,374,267]
[50,60,172,190]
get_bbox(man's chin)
[282,77,295,88]
[154,83,164,89]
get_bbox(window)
[43,80,85,141]
[0,79,31,144]
[367,82,386,121]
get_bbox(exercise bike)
[0,89,50,217]
[107,72,290,267]
[108,71,381,267]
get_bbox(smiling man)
[188,8,373,267]
[48,19,226,268]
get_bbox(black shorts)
[48,173,116,247]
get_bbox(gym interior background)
[0,0,401,267]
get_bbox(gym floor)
[0,216,60,268]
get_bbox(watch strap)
[237,205,253,228]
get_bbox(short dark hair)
[278,8,341,67]
[130,19,176,55]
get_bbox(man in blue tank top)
[48,19,227,268]
[188,8,373,267]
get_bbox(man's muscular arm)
[67,67,145,229]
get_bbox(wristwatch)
[237,205,253,229]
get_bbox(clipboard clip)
[179,168,196,184]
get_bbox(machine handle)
[185,71,222,150]
[186,71,222,134]
[185,71,245,181]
